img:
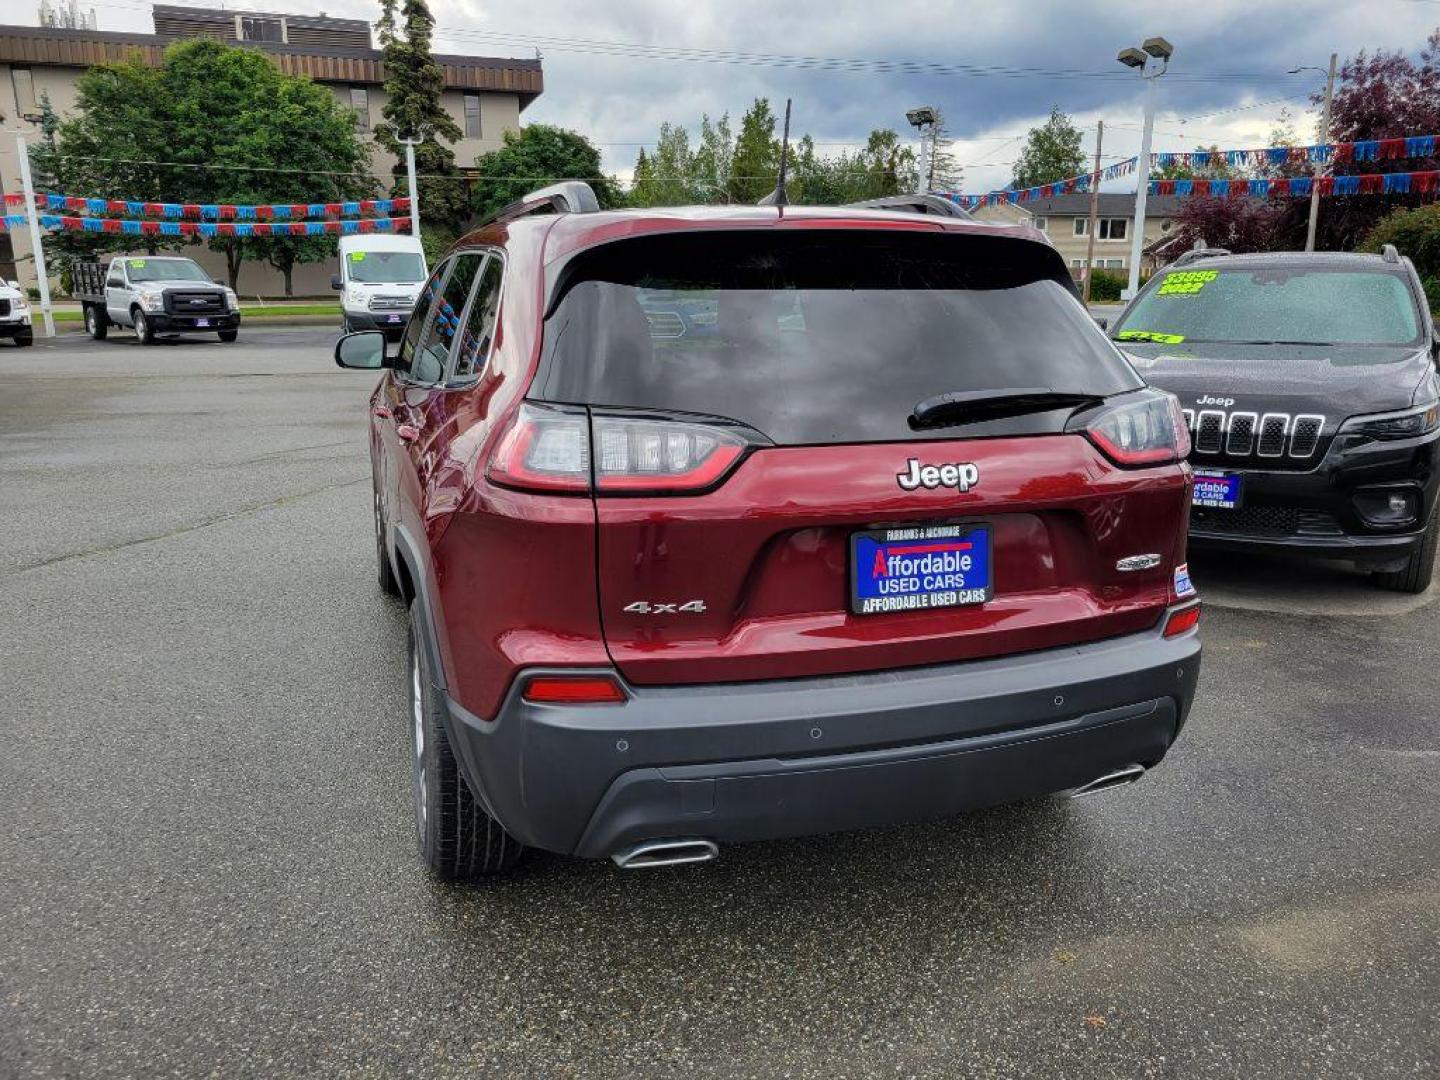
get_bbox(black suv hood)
[1117,342,1433,420]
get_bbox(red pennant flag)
[1378,138,1406,160]
[288,222,306,236]
[62,215,82,229]
[1157,180,1176,196]
[1318,176,1335,196]
[140,220,160,236]
[107,199,127,213]
[359,219,376,233]
[179,222,198,235]
[254,223,272,236]
[219,205,236,220]
[289,204,306,219]
[1415,171,1440,194]
[217,222,236,236]
[101,218,122,233]
[182,203,201,218]
[1271,178,1291,197]
[256,206,273,221]
[1359,173,1384,194]
[324,202,342,217]
[394,197,410,212]
[323,220,341,234]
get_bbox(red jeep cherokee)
[335,183,1202,879]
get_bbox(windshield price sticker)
[129,259,147,268]
[349,252,367,262]
[1157,270,1218,296]
[1117,330,1186,344]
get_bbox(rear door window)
[534,231,1141,445]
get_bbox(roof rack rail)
[1171,246,1231,267]
[844,193,974,220]
[1381,243,1400,263]
[479,181,600,228]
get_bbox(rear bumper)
[1190,525,1427,566]
[441,620,1201,859]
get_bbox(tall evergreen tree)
[924,111,963,193]
[729,99,781,203]
[374,0,467,234]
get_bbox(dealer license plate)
[850,523,993,615]
[387,314,403,324]
[194,318,210,328]
[1193,470,1242,510]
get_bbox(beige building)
[972,192,1184,278]
[0,4,543,296]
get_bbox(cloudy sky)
[71,0,1440,194]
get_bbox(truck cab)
[331,234,427,341]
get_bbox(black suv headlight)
[1338,401,1440,441]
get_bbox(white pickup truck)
[75,257,241,344]
[0,278,33,347]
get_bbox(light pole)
[397,134,422,242]
[1117,36,1173,300]
[1290,54,1338,252]
[906,106,938,194]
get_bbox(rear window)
[534,231,1142,445]
[1115,265,1424,347]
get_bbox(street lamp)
[1116,36,1173,299]
[906,106,938,195]
[1289,55,1338,252]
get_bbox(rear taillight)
[522,674,627,704]
[1070,392,1190,467]
[488,403,764,495]
[1163,603,1201,638]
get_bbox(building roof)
[1006,193,1184,218]
[0,21,543,107]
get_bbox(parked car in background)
[332,234,427,341]
[75,257,240,344]
[334,183,1202,881]
[0,278,33,347]
[1112,247,1440,592]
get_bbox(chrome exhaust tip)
[611,838,719,869]
[1067,763,1146,799]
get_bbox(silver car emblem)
[1116,554,1163,571]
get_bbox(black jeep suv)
[1112,247,1440,592]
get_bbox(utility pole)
[398,135,422,243]
[15,133,55,339]
[1083,120,1104,305]
[1305,53,1338,253]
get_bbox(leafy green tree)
[468,123,619,222]
[1361,203,1440,307]
[729,99,781,203]
[1012,107,1086,189]
[628,122,698,206]
[692,113,734,203]
[374,0,468,233]
[791,129,918,204]
[31,38,371,291]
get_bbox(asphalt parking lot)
[2,328,1437,1079]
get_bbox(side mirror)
[330,274,343,291]
[1093,316,1109,331]
[335,330,391,370]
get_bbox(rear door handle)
[372,405,392,419]
[396,424,420,442]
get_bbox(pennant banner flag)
[1145,171,1440,199]
[2,191,409,220]
[3,213,413,237]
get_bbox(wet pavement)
[1,330,1436,1078]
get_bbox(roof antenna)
[759,97,792,207]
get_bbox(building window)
[1074,217,1129,240]
[239,16,284,42]
[1101,258,1125,269]
[349,87,370,132]
[1032,216,1047,231]
[464,94,482,138]
[1069,259,1085,269]
[11,67,37,117]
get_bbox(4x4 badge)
[896,458,980,493]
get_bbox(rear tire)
[218,330,238,342]
[408,602,523,880]
[1374,513,1438,594]
[132,309,155,345]
[85,305,108,340]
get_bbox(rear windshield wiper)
[909,388,1104,430]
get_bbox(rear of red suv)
[344,198,1201,879]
